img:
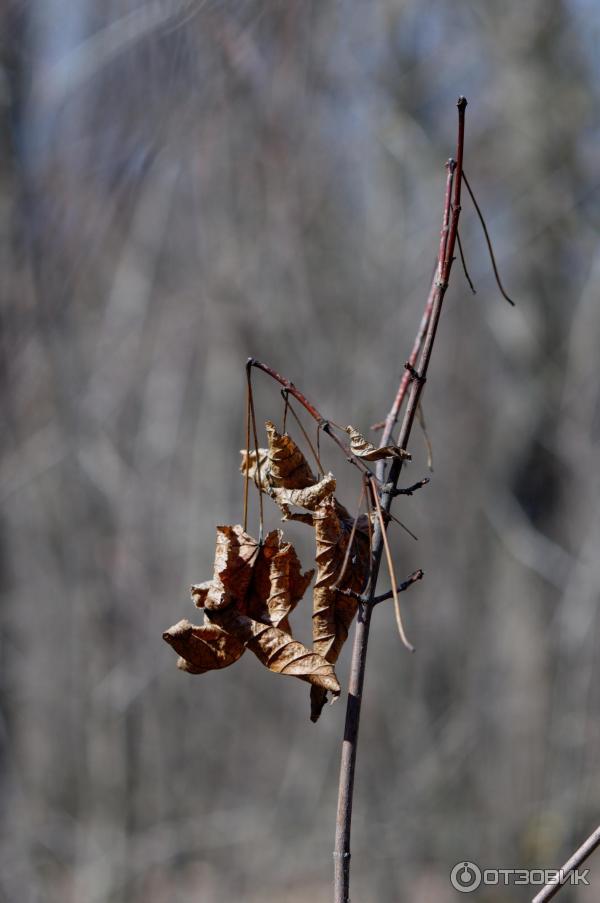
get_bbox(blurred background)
[1,1,600,901]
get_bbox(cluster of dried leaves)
[164,420,384,721]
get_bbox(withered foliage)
[163,526,340,697]
[243,421,372,721]
[166,420,375,721]
[345,425,411,462]
[309,497,370,721]
[271,473,337,522]
[240,420,316,492]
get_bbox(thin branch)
[462,170,515,306]
[369,476,415,652]
[281,389,289,433]
[339,568,424,605]
[245,362,264,541]
[387,511,419,542]
[332,478,367,591]
[248,357,378,482]
[249,357,323,419]
[456,227,477,294]
[372,569,424,605]
[334,97,469,903]
[280,391,324,476]
[374,264,437,449]
[531,824,600,903]
[416,403,434,472]
[388,477,430,497]
[243,376,251,532]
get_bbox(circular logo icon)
[450,861,482,893]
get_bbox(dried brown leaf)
[309,497,371,721]
[239,448,269,490]
[211,608,340,695]
[191,580,211,608]
[203,525,259,610]
[165,525,335,697]
[271,472,336,515]
[312,498,357,662]
[163,619,245,673]
[346,425,411,462]
[240,421,316,492]
[245,529,314,629]
[265,420,316,488]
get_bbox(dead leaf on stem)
[265,419,316,487]
[214,607,339,694]
[190,524,259,611]
[239,424,373,720]
[240,420,316,493]
[309,495,371,721]
[271,472,337,519]
[240,448,269,489]
[346,425,411,462]
[163,619,245,673]
[245,529,314,632]
[164,526,338,696]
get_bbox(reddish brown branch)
[247,358,378,482]
[462,170,515,306]
[531,824,600,903]
[333,97,468,903]
[248,357,323,422]
[377,275,436,445]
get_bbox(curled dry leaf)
[163,619,245,673]
[240,420,316,494]
[194,524,259,611]
[271,472,337,519]
[240,448,269,489]
[309,495,371,721]
[245,529,314,631]
[239,424,374,720]
[265,420,316,488]
[213,608,339,694]
[346,425,411,462]
[164,526,338,697]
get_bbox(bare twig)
[388,477,430,497]
[387,511,419,542]
[248,357,379,483]
[456,226,477,294]
[245,362,264,538]
[373,569,424,605]
[374,266,437,448]
[416,403,434,472]
[243,375,251,532]
[280,391,325,475]
[333,97,469,903]
[462,170,515,306]
[339,569,424,605]
[531,824,600,903]
[369,476,415,652]
[332,478,367,591]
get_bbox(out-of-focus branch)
[531,824,600,902]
